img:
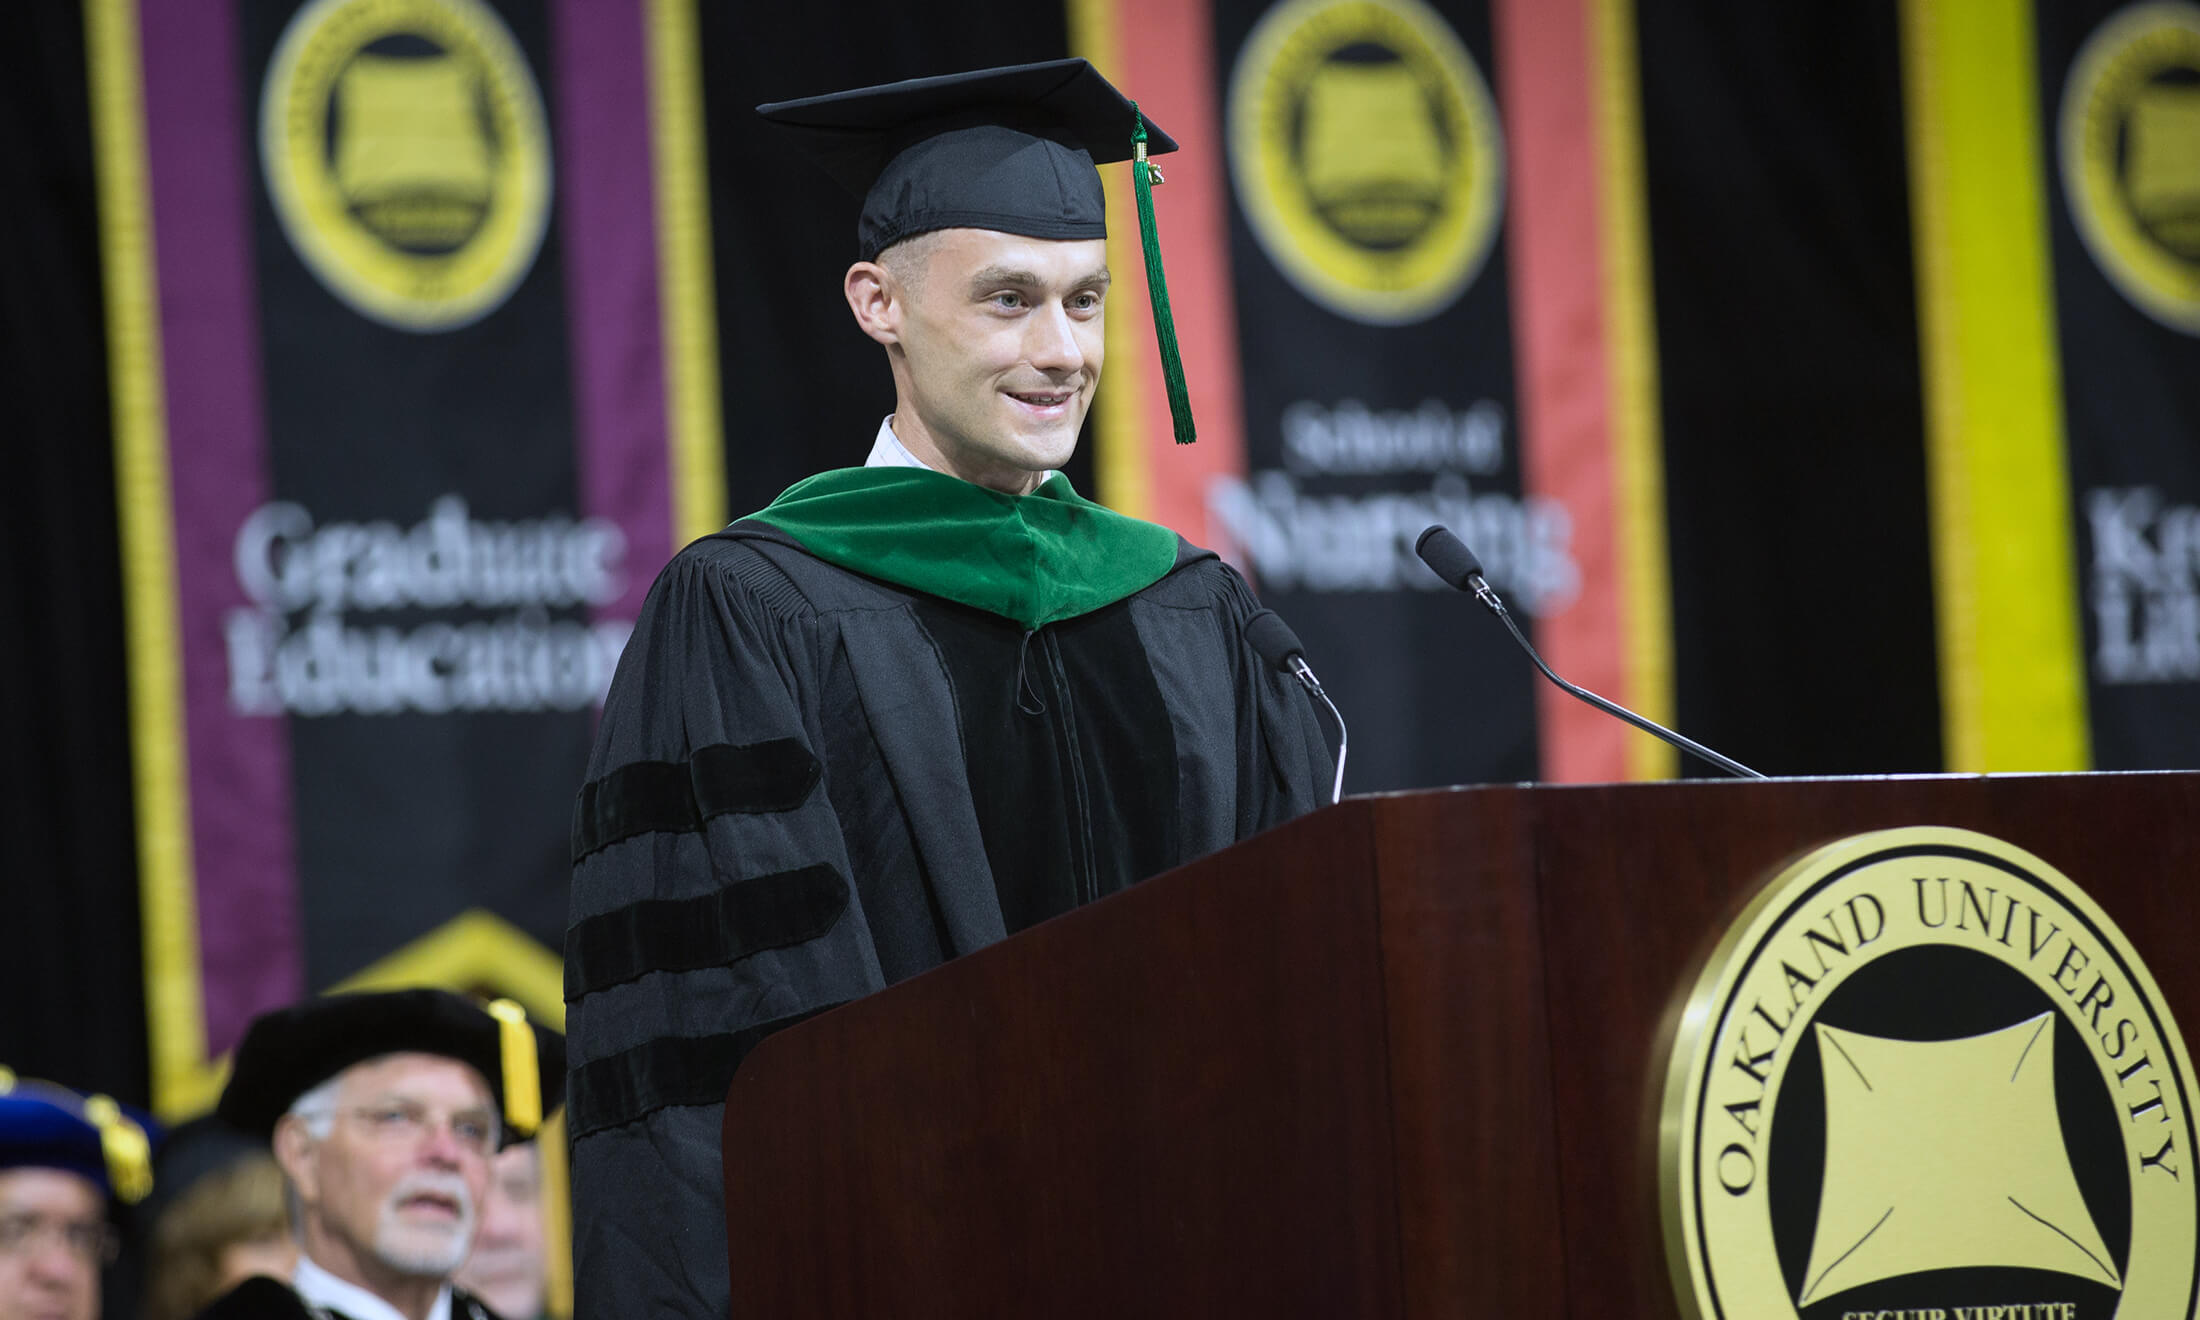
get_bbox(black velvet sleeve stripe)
[570,739,822,861]
[566,1006,837,1139]
[563,864,849,1000]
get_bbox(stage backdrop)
[1055,0,2198,781]
[86,0,722,1305]
[65,0,2200,1160]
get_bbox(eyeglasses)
[341,1100,501,1156]
[0,1211,119,1267]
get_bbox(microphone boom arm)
[1486,598,1764,779]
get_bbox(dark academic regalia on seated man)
[192,990,565,1320]
[564,58,1337,1319]
[193,1270,506,1320]
[194,1274,511,1320]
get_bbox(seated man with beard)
[194,990,563,1320]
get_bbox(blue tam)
[0,1069,158,1204]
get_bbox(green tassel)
[1130,104,1196,445]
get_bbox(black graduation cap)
[757,57,1175,261]
[215,989,565,1148]
[759,58,1199,444]
[0,1068,158,1204]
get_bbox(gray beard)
[374,1226,471,1278]
[373,1175,477,1277]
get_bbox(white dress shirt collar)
[292,1252,454,1320]
[864,416,934,471]
[862,415,1061,485]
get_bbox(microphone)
[1244,609,1349,804]
[1413,525,1764,779]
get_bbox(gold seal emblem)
[260,0,552,331]
[2060,3,2200,335]
[1226,0,1503,325]
[1661,828,2198,1319]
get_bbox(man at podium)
[565,58,1335,1320]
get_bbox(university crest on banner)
[2059,2,2200,336]
[260,0,554,331]
[1227,0,1504,326]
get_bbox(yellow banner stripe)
[85,0,213,1120]
[648,0,727,542]
[1900,0,2088,771]
[1590,0,1677,779]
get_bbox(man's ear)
[844,261,901,347]
[272,1115,321,1205]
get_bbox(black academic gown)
[564,522,1335,1319]
[193,1276,503,1320]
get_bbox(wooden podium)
[719,773,2200,1317]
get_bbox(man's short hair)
[877,229,946,295]
[285,1074,341,1141]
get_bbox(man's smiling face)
[860,228,1109,495]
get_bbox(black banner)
[1209,0,1539,788]
[2040,0,2200,768]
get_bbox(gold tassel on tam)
[83,1094,153,1204]
[487,998,542,1137]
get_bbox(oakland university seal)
[1661,828,2198,1320]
